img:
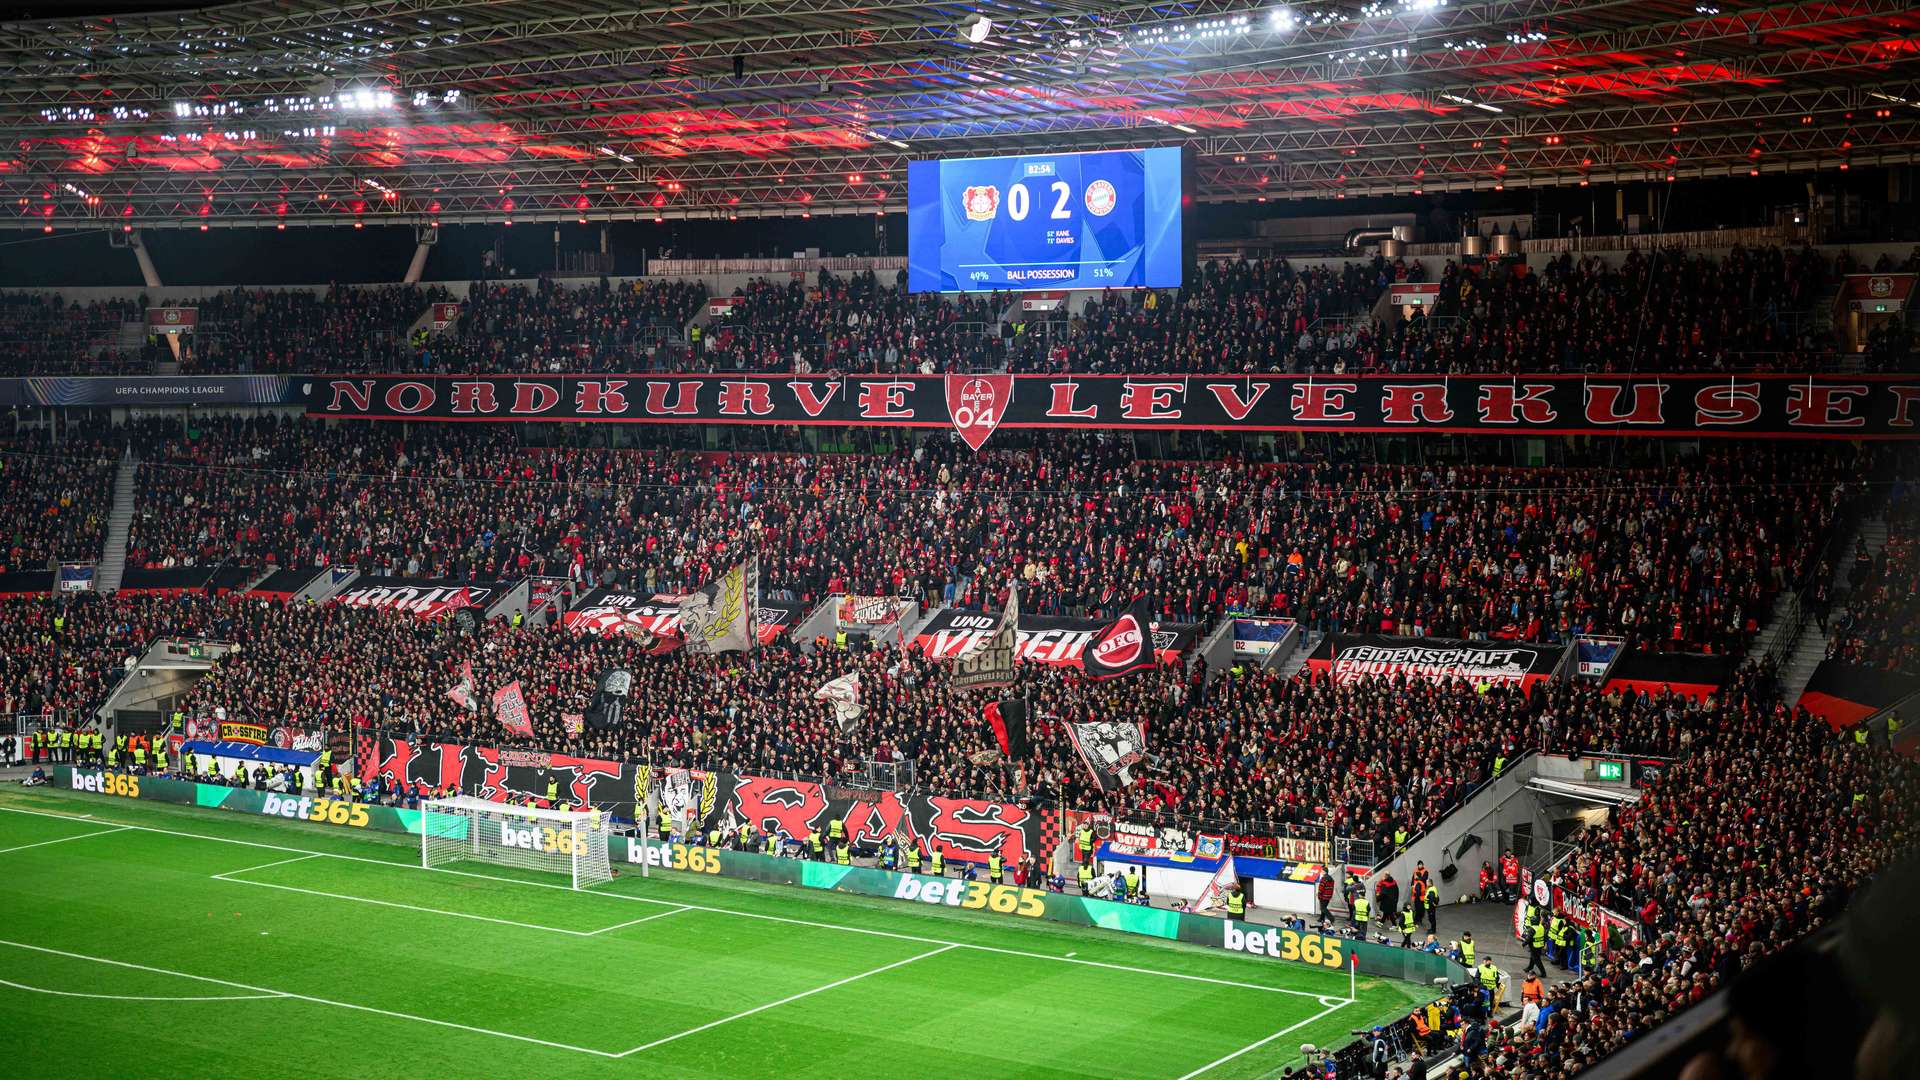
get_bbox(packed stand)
[1478,673,1914,1079]
[696,270,1000,373]
[177,283,442,374]
[0,591,230,725]
[1825,492,1920,671]
[0,422,119,574]
[427,276,705,373]
[0,291,145,374]
[124,419,1863,656]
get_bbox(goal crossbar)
[420,796,614,890]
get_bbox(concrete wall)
[1366,755,1553,906]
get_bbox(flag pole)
[1349,950,1358,1003]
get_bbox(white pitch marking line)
[0,939,620,1058]
[0,976,285,1003]
[0,823,131,855]
[212,852,322,878]
[616,944,958,1057]
[1173,999,1349,1080]
[215,875,598,937]
[585,905,692,936]
[0,804,1336,1001]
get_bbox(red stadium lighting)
[276,223,285,231]
[41,225,51,233]
[199,224,208,231]
[353,220,363,229]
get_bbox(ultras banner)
[307,373,1920,440]
[356,737,1060,867]
[914,608,1202,666]
[1304,633,1563,691]
[558,587,802,645]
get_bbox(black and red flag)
[983,698,1031,760]
[1081,597,1158,680]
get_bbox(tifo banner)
[1600,649,1736,700]
[49,765,1459,984]
[1797,659,1920,729]
[1232,617,1296,657]
[269,726,326,752]
[1226,833,1333,864]
[306,373,1920,440]
[359,736,1059,867]
[561,587,801,645]
[217,721,270,746]
[914,608,1202,666]
[57,563,95,593]
[331,576,499,619]
[525,576,571,614]
[1304,633,1561,691]
[360,739,638,816]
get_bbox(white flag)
[1193,855,1240,914]
[813,672,864,733]
[681,558,757,655]
[952,583,1018,691]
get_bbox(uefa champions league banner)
[307,373,1920,441]
[357,736,1061,868]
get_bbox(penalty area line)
[0,940,622,1058]
[0,823,132,855]
[1174,999,1349,1080]
[615,944,959,1057]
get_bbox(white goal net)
[421,796,614,890]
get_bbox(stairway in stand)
[95,452,139,595]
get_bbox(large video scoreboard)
[906,146,1184,293]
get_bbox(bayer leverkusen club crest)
[961,185,1000,221]
[944,373,1012,452]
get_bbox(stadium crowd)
[0,422,119,574]
[1824,494,1919,671]
[113,419,1865,657]
[5,242,1910,378]
[1479,676,1913,1079]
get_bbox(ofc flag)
[1303,633,1562,692]
[1081,598,1159,680]
[680,559,758,655]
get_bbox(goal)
[421,795,614,890]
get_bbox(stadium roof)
[1,0,1917,230]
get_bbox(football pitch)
[0,786,1427,1079]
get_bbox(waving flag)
[446,660,478,713]
[681,558,758,655]
[952,583,1018,691]
[1082,597,1158,680]
[1193,855,1241,914]
[813,672,865,733]
[492,680,533,737]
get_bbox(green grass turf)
[0,785,1430,1079]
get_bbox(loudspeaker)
[1439,862,1458,883]
[732,55,745,80]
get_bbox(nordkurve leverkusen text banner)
[307,373,1920,440]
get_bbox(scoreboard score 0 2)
[907,146,1184,293]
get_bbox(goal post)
[420,796,614,890]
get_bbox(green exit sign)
[1595,760,1625,782]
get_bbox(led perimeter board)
[907,146,1185,293]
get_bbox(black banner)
[0,374,303,408]
[307,373,1920,440]
[332,576,501,619]
[1798,659,1920,728]
[914,608,1202,666]
[1305,633,1563,691]
[1600,649,1737,701]
[559,586,802,645]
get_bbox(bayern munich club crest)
[1084,179,1118,217]
[944,373,1012,451]
[961,185,1000,221]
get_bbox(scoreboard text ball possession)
[907,147,1184,293]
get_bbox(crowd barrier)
[50,766,1465,985]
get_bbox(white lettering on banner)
[70,772,106,793]
[893,877,968,908]
[1329,644,1539,686]
[499,824,543,851]
[260,793,311,820]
